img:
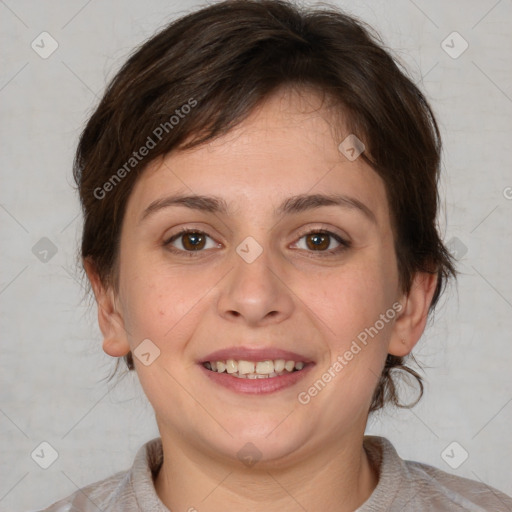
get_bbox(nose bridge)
[216,235,294,325]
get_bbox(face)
[97,87,417,467]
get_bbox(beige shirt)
[37,436,512,511]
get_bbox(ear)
[388,271,438,357]
[83,258,131,358]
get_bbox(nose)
[216,245,295,327]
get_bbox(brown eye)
[181,232,206,251]
[293,229,350,256]
[165,230,218,253]
[305,232,331,251]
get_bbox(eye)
[163,228,350,257]
[293,229,350,256]
[164,229,220,254]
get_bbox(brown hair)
[74,0,456,412]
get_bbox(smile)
[203,359,306,379]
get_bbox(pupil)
[185,233,205,250]
[308,233,328,250]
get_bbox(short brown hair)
[74,0,456,412]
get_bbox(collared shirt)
[37,436,512,511]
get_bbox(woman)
[40,0,512,510]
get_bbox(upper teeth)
[204,359,305,377]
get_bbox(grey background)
[1,0,511,510]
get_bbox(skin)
[85,86,437,512]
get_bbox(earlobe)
[83,258,131,358]
[388,272,438,357]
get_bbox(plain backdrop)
[1,0,511,510]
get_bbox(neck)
[154,431,378,512]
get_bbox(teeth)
[238,360,255,375]
[274,359,285,372]
[225,359,237,374]
[256,360,274,374]
[204,358,307,378]
[284,360,295,372]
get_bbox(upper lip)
[200,346,314,364]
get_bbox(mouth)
[198,347,314,394]
[202,358,308,379]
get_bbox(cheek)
[298,253,396,397]
[119,250,215,357]
[123,283,187,344]
[305,259,394,340]
[118,258,177,342]
[299,278,393,421]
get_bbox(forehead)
[125,87,389,225]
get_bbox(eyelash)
[163,227,351,258]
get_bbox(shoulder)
[35,469,132,511]
[404,458,512,511]
[35,438,167,512]
[361,436,512,511]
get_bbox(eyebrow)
[139,192,376,224]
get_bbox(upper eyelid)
[294,224,349,240]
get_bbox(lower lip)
[199,363,314,394]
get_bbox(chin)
[201,422,314,469]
